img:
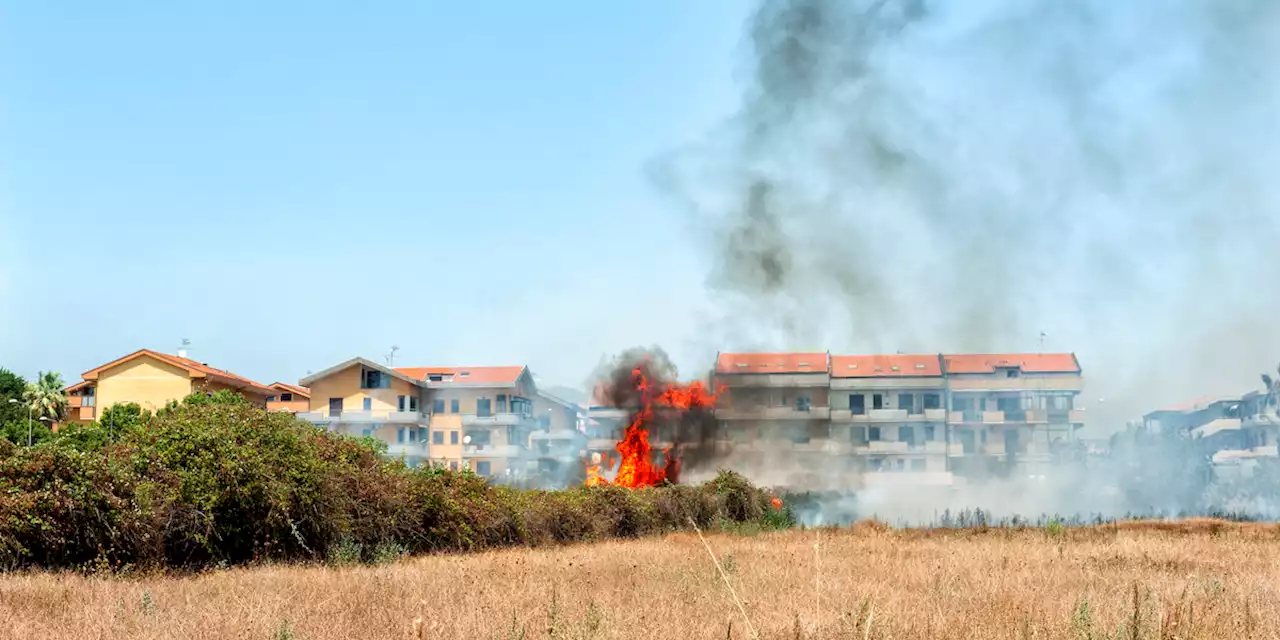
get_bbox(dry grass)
[3,521,1280,639]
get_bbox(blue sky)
[0,1,753,389]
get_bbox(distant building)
[63,348,275,426]
[266,382,311,413]
[1145,391,1280,475]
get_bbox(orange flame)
[771,496,783,511]
[585,366,720,488]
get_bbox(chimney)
[177,349,188,359]
[178,338,191,360]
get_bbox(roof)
[831,354,942,378]
[63,380,93,393]
[299,357,424,388]
[1192,418,1242,439]
[715,352,829,374]
[79,349,274,395]
[537,390,581,410]
[1154,395,1240,414]
[942,353,1080,374]
[394,365,528,387]
[270,382,311,398]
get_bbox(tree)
[0,368,26,427]
[1261,362,1280,413]
[23,371,67,424]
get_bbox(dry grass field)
[2,519,1279,639]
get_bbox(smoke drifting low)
[656,0,1280,428]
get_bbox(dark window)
[959,429,976,453]
[408,429,417,443]
[477,398,492,417]
[450,399,459,413]
[361,428,372,438]
[432,431,444,445]
[849,395,866,415]
[511,396,532,416]
[868,426,881,441]
[328,398,343,417]
[1004,429,1022,454]
[361,369,390,389]
[280,393,293,402]
[428,374,444,382]
[398,395,406,411]
[397,428,406,444]
[476,461,491,476]
[497,394,508,413]
[899,393,915,413]
[851,427,867,444]
[899,426,915,444]
[796,396,812,412]
[418,427,427,443]
[924,425,936,441]
[873,394,884,410]
[267,395,277,403]
[1005,369,1019,378]
[895,459,905,471]
[433,399,445,413]
[911,459,926,472]
[923,394,941,410]
[451,431,459,445]
[449,461,459,471]
[363,397,372,411]
[409,396,419,411]
[467,430,491,446]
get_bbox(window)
[795,396,812,412]
[981,430,988,443]
[895,459,905,471]
[911,459,926,472]
[511,396,532,416]
[923,394,941,410]
[476,461,491,477]
[328,398,343,417]
[924,425,936,441]
[267,395,278,403]
[899,426,915,444]
[868,427,881,441]
[409,396,419,412]
[450,399,459,413]
[361,369,391,389]
[450,431,459,445]
[363,397,372,411]
[398,395,406,411]
[280,393,293,402]
[397,428,406,443]
[408,429,417,443]
[873,394,884,410]
[418,427,427,443]
[467,430,491,446]
[477,398,492,417]
[361,428,372,438]
[497,394,508,413]
[849,395,865,415]
[433,399,445,413]
[449,461,459,471]
[432,431,444,445]
[428,374,444,382]
[899,393,915,413]
[851,427,867,444]
[959,429,976,453]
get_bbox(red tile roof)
[80,349,275,394]
[716,352,829,374]
[394,365,527,386]
[270,382,311,397]
[943,353,1080,374]
[831,354,942,378]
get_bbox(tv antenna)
[1038,332,1047,353]
[385,345,400,366]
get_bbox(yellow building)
[63,348,275,426]
[298,358,543,478]
[266,382,311,414]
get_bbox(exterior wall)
[428,413,465,469]
[947,373,1084,392]
[427,382,537,478]
[198,378,270,407]
[95,355,194,414]
[306,366,420,416]
[267,398,310,413]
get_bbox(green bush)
[0,396,792,571]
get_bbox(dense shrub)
[0,400,790,571]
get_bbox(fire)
[585,365,720,488]
[771,496,783,511]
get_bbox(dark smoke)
[658,0,1280,430]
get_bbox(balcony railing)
[867,409,908,421]
[462,444,525,458]
[296,410,428,424]
[716,406,831,420]
[461,413,528,427]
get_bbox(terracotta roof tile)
[79,349,274,394]
[270,382,311,397]
[715,352,829,374]
[943,353,1080,374]
[394,365,527,386]
[831,354,942,378]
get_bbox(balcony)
[830,409,868,422]
[296,410,428,425]
[923,408,947,421]
[461,413,527,427]
[385,443,430,459]
[983,411,1005,424]
[867,409,907,421]
[717,406,830,420]
[866,441,909,454]
[463,444,525,459]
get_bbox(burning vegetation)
[584,349,721,488]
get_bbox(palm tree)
[1263,363,1280,406]
[23,371,67,423]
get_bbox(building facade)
[266,382,311,413]
[63,348,275,426]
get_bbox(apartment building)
[529,391,587,479]
[298,358,542,477]
[266,382,310,413]
[393,365,540,478]
[63,348,275,426]
[298,358,432,466]
[702,351,1085,488]
[1141,392,1279,474]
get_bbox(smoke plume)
[657,0,1280,429]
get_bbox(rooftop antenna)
[1038,332,1047,353]
[386,345,400,367]
[178,338,191,359]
